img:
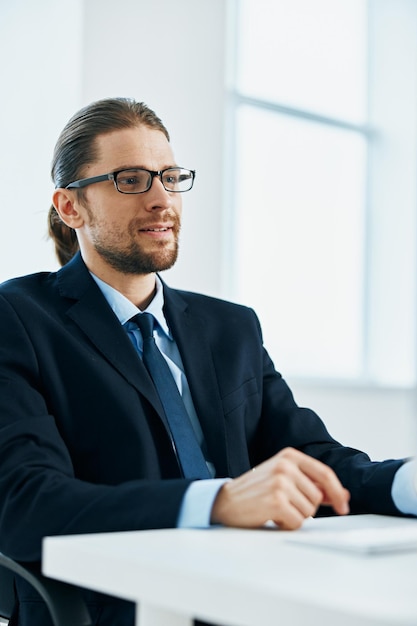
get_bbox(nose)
[143,175,173,211]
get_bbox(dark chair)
[0,552,91,626]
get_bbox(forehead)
[91,125,175,172]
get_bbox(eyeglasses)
[65,167,196,194]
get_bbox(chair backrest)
[0,553,91,626]
[0,561,15,619]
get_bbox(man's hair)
[48,97,170,266]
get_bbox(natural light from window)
[231,0,369,379]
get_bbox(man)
[0,97,415,626]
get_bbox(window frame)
[224,0,417,388]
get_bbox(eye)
[161,169,194,192]
[164,174,179,185]
[116,169,149,192]
[119,174,141,186]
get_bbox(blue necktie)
[132,313,210,479]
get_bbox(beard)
[89,213,180,275]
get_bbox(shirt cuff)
[391,459,417,515]
[177,478,229,528]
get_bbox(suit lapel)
[163,284,229,476]
[57,255,167,424]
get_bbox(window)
[226,0,417,385]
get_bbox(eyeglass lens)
[115,168,193,193]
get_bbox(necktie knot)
[132,312,154,340]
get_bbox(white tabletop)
[42,514,417,626]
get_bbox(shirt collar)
[89,272,171,338]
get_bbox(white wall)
[0,0,84,281]
[0,0,415,462]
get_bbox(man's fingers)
[321,487,351,514]
[210,447,350,529]
[289,449,350,515]
[282,481,321,520]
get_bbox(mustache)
[129,212,180,230]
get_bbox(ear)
[52,188,86,229]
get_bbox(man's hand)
[210,447,350,530]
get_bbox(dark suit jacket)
[0,253,404,625]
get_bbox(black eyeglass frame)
[64,167,196,194]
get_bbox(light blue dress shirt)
[90,273,417,522]
[391,459,417,515]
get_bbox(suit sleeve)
[249,313,405,516]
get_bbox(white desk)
[42,515,417,626]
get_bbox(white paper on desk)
[285,517,417,555]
